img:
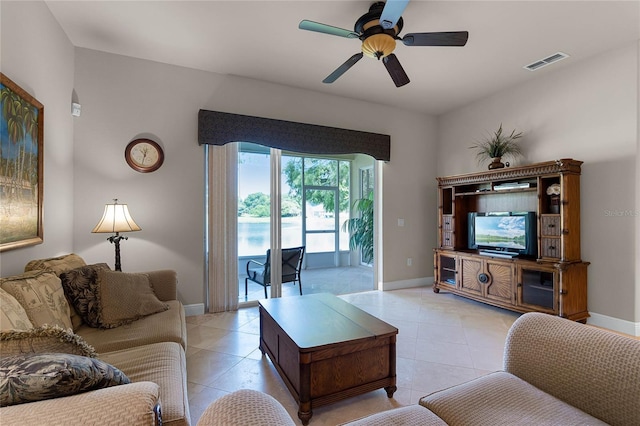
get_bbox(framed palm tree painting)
[0,73,44,251]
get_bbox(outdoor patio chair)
[245,246,305,298]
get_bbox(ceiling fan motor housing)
[298,0,468,87]
[356,2,404,59]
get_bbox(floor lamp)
[92,199,141,271]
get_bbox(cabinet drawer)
[442,215,454,232]
[541,237,560,258]
[442,232,454,247]
[540,215,560,236]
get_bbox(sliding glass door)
[238,143,375,305]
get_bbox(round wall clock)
[125,138,164,173]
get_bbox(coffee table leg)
[298,356,312,424]
[298,403,312,425]
[385,385,397,398]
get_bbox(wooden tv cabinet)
[434,159,589,321]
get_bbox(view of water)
[238,218,349,256]
[238,220,300,256]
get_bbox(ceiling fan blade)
[299,20,360,39]
[382,54,410,87]
[379,0,410,30]
[323,53,364,84]
[402,31,469,47]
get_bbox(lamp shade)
[92,200,141,234]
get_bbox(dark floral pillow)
[0,352,130,406]
[59,264,110,328]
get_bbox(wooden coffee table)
[259,293,398,425]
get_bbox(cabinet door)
[436,253,457,289]
[517,266,557,313]
[484,261,515,304]
[459,257,483,297]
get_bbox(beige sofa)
[0,254,189,426]
[198,312,640,426]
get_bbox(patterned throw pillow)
[0,352,130,406]
[0,325,97,358]
[98,270,169,328]
[0,288,33,331]
[0,271,73,330]
[23,254,88,330]
[23,254,87,276]
[59,264,110,328]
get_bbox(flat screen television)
[468,212,537,257]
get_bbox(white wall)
[437,44,639,331]
[72,48,438,305]
[0,1,75,276]
[636,40,640,331]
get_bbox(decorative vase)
[488,157,505,170]
[550,195,560,214]
[547,183,561,213]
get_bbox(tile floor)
[241,265,375,302]
[186,285,520,425]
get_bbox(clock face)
[125,139,164,173]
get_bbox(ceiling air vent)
[524,52,569,71]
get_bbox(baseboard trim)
[184,303,205,317]
[587,312,640,337]
[382,276,433,291]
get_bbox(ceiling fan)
[299,0,469,87]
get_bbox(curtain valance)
[198,109,390,162]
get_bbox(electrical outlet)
[407,258,412,266]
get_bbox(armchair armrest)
[197,389,295,426]
[504,312,640,426]
[0,382,161,426]
[145,269,178,301]
[246,260,265,277]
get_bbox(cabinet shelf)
[455,187,538,197]
[527,284,553,292]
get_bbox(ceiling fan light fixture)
[362,33,396,59]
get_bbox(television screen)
[474,215,527,250]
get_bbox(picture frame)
[0,73,44,251]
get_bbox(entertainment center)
[434,159,589,321]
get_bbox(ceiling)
[45,1,639,116]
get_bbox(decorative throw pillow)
[98,270,169,328]
[0,288,33,331]
[59,263,110,328]
[0,271,72,330]
[23,254,88,331]
[23,254,87,276]
[0,324,97,358]
[0,352,130,406]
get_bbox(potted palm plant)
[469,124,524,169]
[341,191,373,264]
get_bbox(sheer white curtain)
[269,148,282,298]
[206,144,238,312]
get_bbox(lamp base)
[107,233,128,271]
